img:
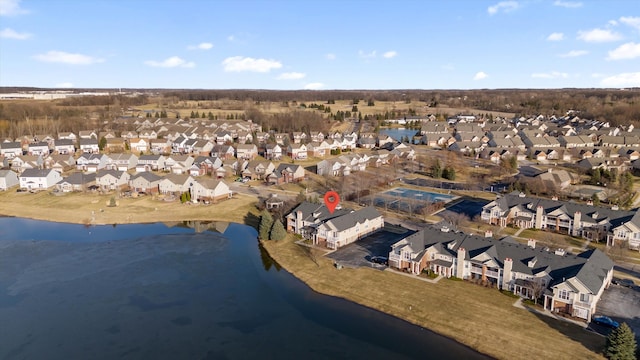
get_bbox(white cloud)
[531,71,569,79]
[619,16,640,31]
[553,1,582,8]
[607,42,640,60]
[601,72,640,87]
[547,32,564,41]
[188,42,213,50]
[222,56,282,73]
[326,53,336,60]
[0,0,28,16]
[227,35,235,42]
[473,72,488,80]
[33,51,104,65]
[0,27,30,39]
[559,50,588,58]
[358,50,377,59]
[383,51,397,59]
[577,28,622,42]
[55,82,73,88]
[304,82,324,90]
[144,56,195,68]
[487,1,519,15]
[277,72,306,80]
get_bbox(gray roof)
[61,172,96,185]
[289,201,353,224]
[131,172,162,182]
[20,168,57,178]
[1,141,21,149]
[404,225,613,294]
[325,206,382,232]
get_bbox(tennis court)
[363,187,456,215]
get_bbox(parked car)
[612,278,635,288]
[592,315,620,329]
[370,256,388,265]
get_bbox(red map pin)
[324,191,340,214]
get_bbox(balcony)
[470,266,499,278]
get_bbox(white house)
[0,169,19,190]
[19,168,62,190]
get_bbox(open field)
[0,190,259,226]
[262,235,605,360]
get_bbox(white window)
[559,289,570,301]
[579,293,590,303]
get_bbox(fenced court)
[363,187,457,216]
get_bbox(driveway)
[327,224,414,269]
[593,283,640,341]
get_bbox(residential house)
[0,141,23,159]
[76,153,110,173]
[265,143,283,160]
[96,169,131,191]
[242,160,275,180]
[190,156,222,177]
[129,138,149,153]
[191,179,232,202]
[387,223,613,322]
[57,132,77,141]
[136,154,166,172]
[287,143,308,160]
[78,130,98,139]
[286,203,383,250]
[236,144,258,160]
[192,140,214,155]
[158,174,195,195]
[56,172,96,192]
[150,139,171,154]
[309,131,325,143]
[481,192,636,244]
[0,169,19,190]
[316,159,345,177]
[54,139,76,155]
[107,153,138,171]
[19,168,62,190]
[79,138,100,154]
[105,138,126,153]
[292,132,308,144]
[129,172,162,193]
[211,144,235,160]
[307,141,331,157]
[164,154,195,174]
[44,154,76,173]
[10,155,43,173]
[535,169,576,191]
[267,163,305,184]
[28,141,50,156]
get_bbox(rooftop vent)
[554,248,566,256]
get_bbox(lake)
[0,217,489,359]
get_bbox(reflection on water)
[0,218,489,360]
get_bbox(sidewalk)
[383,268,443,284]
[512,298,588,329]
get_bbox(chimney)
[456,247,466,279]
[535,205,544,229]
[502,258,513,290]
[527,238,536,249]
[572,211,581,237]
[485,230,493,238]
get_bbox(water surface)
[0,218,489,359]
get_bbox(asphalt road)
[592,282,640,341]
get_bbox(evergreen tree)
[352,105,359,112]
[269,219,286,241]
[99,137,107,151]
[258,210,273,240]
[605,323,637,360]
[432,159,442,178]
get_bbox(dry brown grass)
[262,235,605,360]
[0,190,259,225]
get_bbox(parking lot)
[327,223,414,269]
[593,282,640,340]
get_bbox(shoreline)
[0,191,605,359]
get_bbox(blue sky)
[1,0,639,90]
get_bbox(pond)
[0,217,489,359]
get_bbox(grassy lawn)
[0,190,259,226]
[262,235,605,360]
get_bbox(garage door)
[574,307,588,319]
